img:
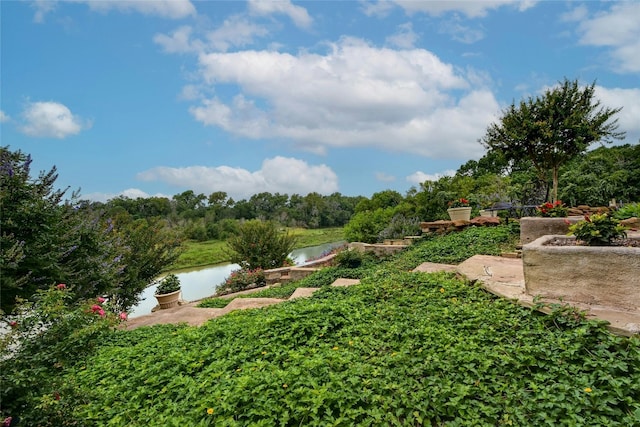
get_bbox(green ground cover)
[21,226,640,425]
[169,227,345,271]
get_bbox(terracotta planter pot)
[447,207,472,221]
[154,289,181,309]
[522,235,640,310]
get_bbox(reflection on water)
[129,242,344,318]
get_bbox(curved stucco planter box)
[519,216,584,245]
[522,235,640,310]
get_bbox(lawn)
[168,227,345,271]
[14,226,640,426]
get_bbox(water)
[129,241,344,318]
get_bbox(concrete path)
[126,256,639,336]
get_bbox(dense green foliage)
[0,285,127,424]
[559,144,640,206]
[481,78,624,203]
[613,202,640,220]
[226,220,298,270]
[4,226,640,426]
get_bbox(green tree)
[225,220,297,270]
[0,147,182,313]
[481,78,625,202]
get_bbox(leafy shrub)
[334,248,364,268]
[568,213,628,245]
[613,202,640,220]
[155,274,181,295]
[215,268,266,295]
[377,213,421,241]
[344,207,395,243]
[226,220,297,270]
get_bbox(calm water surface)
[129,242,344,318]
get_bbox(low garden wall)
[522,235,640,310]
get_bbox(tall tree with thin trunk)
[480,78,625,202]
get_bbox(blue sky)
[2,1,639,202]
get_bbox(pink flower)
[9,321,17,328]
[97,296,106,304]
[119,312,128,321]
[4,417,13,427]
[97,309,106,317]
[91,304,101,313]
[56,283,66,290]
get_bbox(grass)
[168,227,345,271]
[16,226,640,426]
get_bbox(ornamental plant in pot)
[154,274,181,309]
[447,198,472,221]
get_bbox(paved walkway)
[126,256,639,336]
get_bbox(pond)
[129,241,345,318]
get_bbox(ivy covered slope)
[55,227,640,426]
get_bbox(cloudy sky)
[2,0,639,202]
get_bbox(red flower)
[9,321,17,328]
[97,296,106,304]
[90,304,102,313]
[119,312,128,321]
[56,283,66,290]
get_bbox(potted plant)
[522,213,638,310]
[154,274,182,309]
[447,198,472,221]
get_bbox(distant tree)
[481,78,625,202]
[225,220,297,270]
[559,143,640,205]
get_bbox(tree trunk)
[552,167,559,203]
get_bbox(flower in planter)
[568,213,628,246]
[536,201,568,217]
[448,198,470,208]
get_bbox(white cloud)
[188,37,496,160]
[406,169,456,185]
[155,17,269,54]
[153,26,203,54]
[205,15,270,52]
[20,101,90,138]
[0,110,9,123]
[573,2,640,73]
[594,86,640,144]
[31,0,196,22]
[376,0,536,18]
[136,156,339,199]
[248,0,313,29]
[386,22,418,49]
